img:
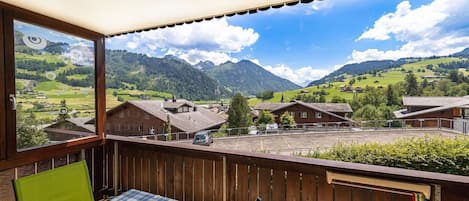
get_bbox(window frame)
[301,112,307,119]
[0,2,106,169]
[315,112,322,119]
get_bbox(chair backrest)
[13,160,94,201]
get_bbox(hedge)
[299,135,469,176]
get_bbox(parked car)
[265,123,279,133]
[248,126,259,135]
[192,131,213,146]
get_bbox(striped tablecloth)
[111,189,177,201]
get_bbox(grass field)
[248,57,468,106]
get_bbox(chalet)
[394,96,469,127]
[254,101,353,125]
[44,117,95,141]
[105,99,226,136]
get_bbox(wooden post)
[113,141,119,196]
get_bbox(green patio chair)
[13,160,94,201]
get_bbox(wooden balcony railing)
[104,135,469,201]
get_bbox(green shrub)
[299,135,469,176]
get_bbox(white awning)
[1,0,313,36]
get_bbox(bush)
[299,135,469,176]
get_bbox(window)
[12,20,97,151]
[301,112,308,119]
[315,112,322,119]
[290,112,295,117]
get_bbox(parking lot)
[180,129,461,155]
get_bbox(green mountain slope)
[204,60,301,95]
[106,50,230,100]
[249,56,469,106]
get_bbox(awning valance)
[1,0,314,37]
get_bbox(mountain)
[452,47,469,58]
[204,60,301,95]
[307,58,420,86]
[194,60,215,70]
[106,50,230,100]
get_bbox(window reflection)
[14,20,96,150]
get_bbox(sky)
[106,0,469,87]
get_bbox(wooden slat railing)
[106,135,469,201]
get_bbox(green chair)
[13,160,94,201]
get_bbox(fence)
[126,118,464,142]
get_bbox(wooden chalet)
[254,101,353,125]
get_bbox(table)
[111,189,177,201]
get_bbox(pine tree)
[57,99,70,122]
[386,84,399,106]
[405,72,419,96]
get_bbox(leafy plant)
[299,135,469,176]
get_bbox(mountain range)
[105,50,300,100]
[307,48,469,87]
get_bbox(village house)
[45,99,226,140]
[394,96,469,127]
[254,101,353,125]
[105,99,226,137]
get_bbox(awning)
[1,0,314,37]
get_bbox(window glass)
[14,20,95,151]
[315,112,322,119]
[301,112,307,118]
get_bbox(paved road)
[179,129,462,156]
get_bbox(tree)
[330,96,347,103]
[449,70,460,83]
[16,105,48,149]
[227,93,251,129]
[280,111,296,128]
[256,110,275,125]
[57,99,70,122]
[319,95,326,103]
[352,104,380,121]
[386,84,399,106]
[349,78,356,86]
[405,72,419,96]
[164,114,172,141]
[256,90,274,100]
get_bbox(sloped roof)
[254,102,353,113]
[254,101,353,122]
[308,103,353,113]
[402,96,465,107]
[65,117,96,132]
[395,99,469,119]
[2,0,313,36]
[109,100,226,133]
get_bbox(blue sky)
[106,0,469,86]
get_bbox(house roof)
[2,0,313,36]
[254,101,353,122]
[402,96,465,107]
[108,100,226,133]
[65,117,96,132]
[395,98,469,119]
[254,102,353,113]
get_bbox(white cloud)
[126,41,138,49]
[128,18,258,53]
[117,18,258,65]
[166,48,238,65]
[352,0,469,63]
[261,63,329,87]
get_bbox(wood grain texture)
[286,172,299,201]
[272,169,286,201]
